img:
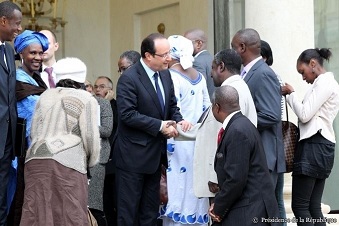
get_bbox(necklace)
[170,62,181,68]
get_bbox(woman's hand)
[281,83,295,96]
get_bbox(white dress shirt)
[41,63,57,89]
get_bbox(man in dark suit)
[209,85,279,226]
[184,28,214,99]
[115,33,190,226]
[231,28,285,188]
[0,2,22,225]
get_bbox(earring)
[312,67,315,73]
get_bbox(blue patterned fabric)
[14,30,49,53]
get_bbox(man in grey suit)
[209,85,279,226]
[0,2,22,225]
[231,28,285,188]
[184,28,214,98]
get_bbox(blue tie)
[154,72,165,113]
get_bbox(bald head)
[215,85,240,113]
[184,28,208,54]
[184,29,207,42]
[231,28,261,65]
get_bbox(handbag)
[159,164,168,205]
[15,117,27,157]
[282,98,299,173]
[88,208,98,226]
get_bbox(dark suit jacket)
[214,112,279,226]
[193,50,214,98]
[0,43,17,159]
[115,60,183,174]
[244,59,285,173]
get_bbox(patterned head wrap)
[168,35,194,70]
[14,30,49,53]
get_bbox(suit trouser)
[116,167,161,226]
[103,173,117,226]
[0,126,13,226]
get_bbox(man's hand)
[209,203,222,223]
[165,120,177,129]
[161,121,178,138]
[208,181,220,193]
[104,89,115,101]
[177,120,192,132]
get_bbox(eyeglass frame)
[153,51,171,59]
[93,84,112,90]
[118,64,132,74]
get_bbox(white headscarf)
[168,35,194,70]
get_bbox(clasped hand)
[208,203,222,223]
[161,120,192,138]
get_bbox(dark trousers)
[0,128,13,226]
[292,174,326,226]
[116,167,161,226]
[103,173,117,226]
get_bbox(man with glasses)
[115,33,190,226]
[118,50,141,75]
[184,28,214,99]
[94,76,114,99]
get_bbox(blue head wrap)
[14,30,49,53]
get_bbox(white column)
[243,1,339,225]
[245,0,314,124]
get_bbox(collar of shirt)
[242,56,262,78]
[0,41,5,46]
[222,110,241,130]
[140,58,158,85]
[194,49,207,58]
[221,74,242,86]
[42,63,57,72]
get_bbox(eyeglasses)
[118,64,132,74]
[191,39,203,44]
[153,52,171,59]
[94,84,112,90]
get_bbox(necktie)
[154,72,165,113]
[0,45,7,69]
[240,69,246,78]
[45,67,56,88]
[217,127,225,145]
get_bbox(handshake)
[160,120,192,139]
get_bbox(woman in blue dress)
[160,35,211,226]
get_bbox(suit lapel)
[0,45,8,72]
[137,65,165,118]
[5,44,14,74]
[215,112,243,153]
[243,59,265,84]
[159,70,170,117]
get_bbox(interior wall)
[245,0,314,125]
[62,0,111,84]
[11,0,213,90]
[110,0,213,91]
